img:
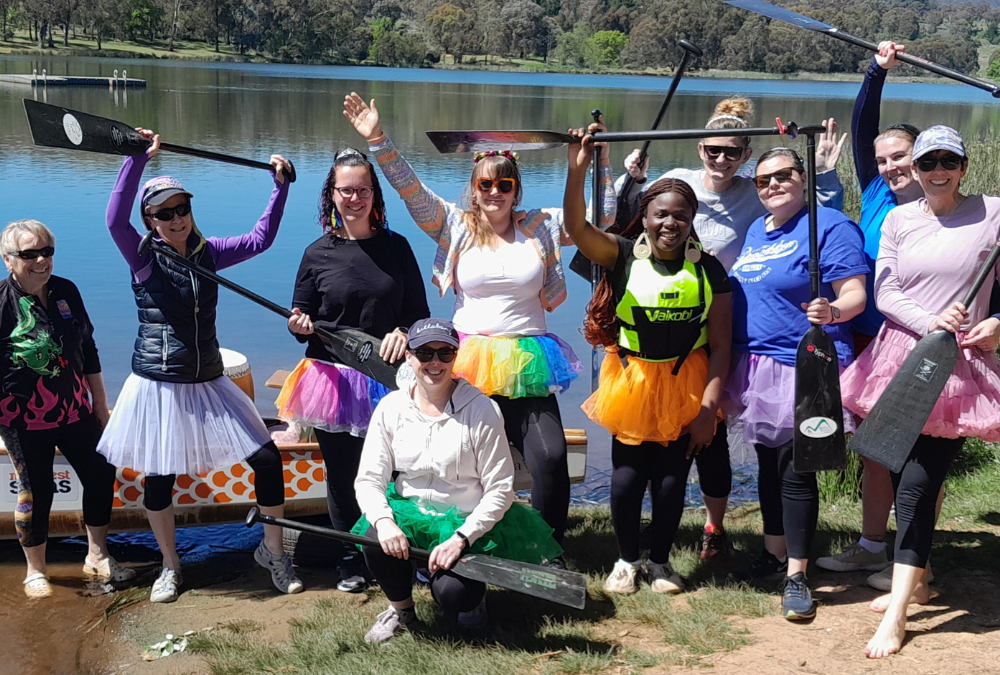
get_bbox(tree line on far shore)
[11,0,1000,76]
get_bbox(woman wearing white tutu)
[100,128,302,603]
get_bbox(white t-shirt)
[452,228,548,337]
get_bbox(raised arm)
[106,149,152,277]
[344,93,459,244]
[853,43,904,193]
[210,155,291,271]
[563,125,619,268]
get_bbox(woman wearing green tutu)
[353,318,561,644]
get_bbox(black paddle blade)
[23,99,149,156]
[323,328,399,390]
[793,325,847,472]
[850,330,959,473]
[452,554,588,610]
[426,130,578,153]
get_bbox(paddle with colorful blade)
[793,127,848,473]
[569,39,703,281]
[725,0,1000,98]
[137,231,397,388]
[850,241,1000,473]
[23,99,297,181]
[245,508,588,609]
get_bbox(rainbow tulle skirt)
[275,359,390,437]
[453,333,582,399]
[351,483,563,564]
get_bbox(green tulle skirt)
[351,483,563,564]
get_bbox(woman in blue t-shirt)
[725,148,868,621]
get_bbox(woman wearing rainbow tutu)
[343,93,615,545]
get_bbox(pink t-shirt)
[876,195,1000,335]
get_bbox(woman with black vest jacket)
[99,129,301,604]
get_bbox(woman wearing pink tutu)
[277,148,429,592]
[725,147,868,620]
[841,126,1000,659]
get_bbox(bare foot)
[869,582,935,613]
[865,610,906,658]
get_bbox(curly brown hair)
[583,178,699,348]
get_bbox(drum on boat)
[220,347,255,401]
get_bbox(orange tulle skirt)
[583,350,710,446]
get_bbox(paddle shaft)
[591,109,603,393]
[806,133,820,300]
[138,232,335,342]
[159,141,297,182]
[962,243,1000,307]
[591,125,813,143]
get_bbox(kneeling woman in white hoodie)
[353,318,562,643]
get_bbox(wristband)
[634,176,647,184]
[830,305,841,323]
[368,132,386,145]
[455,531,470,549]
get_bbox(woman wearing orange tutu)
[841,126,1000,658]
[564,124,732,594]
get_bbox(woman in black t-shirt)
[276,149,430,591]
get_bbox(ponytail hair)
[583,178,699,348]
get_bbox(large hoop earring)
[684,236,702,264]
[634,232,652,260]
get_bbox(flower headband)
[473,150,519,166]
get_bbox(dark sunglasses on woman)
[149,202,192,222]
[753,169,798,189]
[702,145,745,161]
[914,154,964,172]
[12,246,55,260]
[412,347,458,363]
[476,178,516,194]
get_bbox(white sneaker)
[867,562,934,592]
[83,555,137,582]
[337,574,366,593]
[816,543,889,572]
[254,541,304,594]
[364,606,417,643]
[603,559,639,594]
[646,561,684,594]
[150,567,182,603]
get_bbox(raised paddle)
[137,231,397,388]
[725,0,1000,98]
[850,241,1000,473]
[245,507,587,609]
[569,39,704,281]
[793,127,848,473]
[23,99,297,181]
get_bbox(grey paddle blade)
[850,330,958,473]
[322,328,399,390]
[23,98,148,156]
[793,325,847,472]
[724,0,835,32]
[426,130,578,154]
[453,554,588,610]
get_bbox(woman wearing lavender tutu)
[725,147,868,621]
[276,148,429,592]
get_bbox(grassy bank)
[180,438,1000,675]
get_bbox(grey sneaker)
[867,562,934,592]
[816,543,889,572]
[150,567,182,603]
[365,606,417,643]
[254,541,304,594]
[646,561,684,594]
[337,574,367,593]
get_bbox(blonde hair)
[705,97,755,147]
[1,220,55,256]
[460,155,523,248]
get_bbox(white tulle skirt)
[97,373,272,476]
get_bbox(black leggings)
[0,414,114,547]
[892,434,963,568]
[143,441,285,511]
[611,436,694,564]
[755,442,818,560]
[492,394,569,542]
[315,429,366,571]
[362,527,485,612]
[695,424,732,499]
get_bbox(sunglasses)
[412,346,458,363]
[12,246,55,260]
[334,186,374,199]
[914,154,964,172]
[703,145,745,161]
[476,178,516,194]
[754,169,799,189]
[149,202,192,221]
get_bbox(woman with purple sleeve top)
[97,128,303,603]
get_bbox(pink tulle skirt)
[841,321,1000,441]
[723,352,856,448]
[275,359,390,437]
